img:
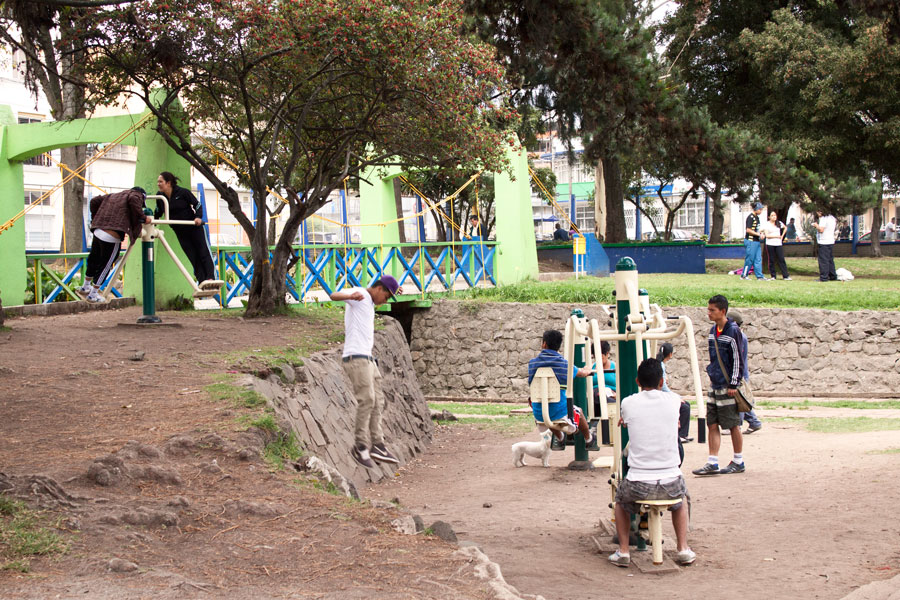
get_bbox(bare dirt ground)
[0,307,502,599]
[375,417,900,600]
[3,306,899,600]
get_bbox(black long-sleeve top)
[155,185,203,221]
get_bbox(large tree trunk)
[601,156,626,242]
[430,208,446,242]
[393,179,406,243]
[59,144,86,252]
[594,159,606,241]
[870,200,883,258]
[708,182,725,243]
[244,197,286,317]
[57,33,87,253]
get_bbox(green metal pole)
[572,310,588,462]
[613,257,644,549]
[137,236,161,324]
[568,308,592,470]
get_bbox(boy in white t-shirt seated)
[608,358,696,567]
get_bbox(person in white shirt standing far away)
[815,210,838,282]
[330,276,402,469]
[608,358,696,568]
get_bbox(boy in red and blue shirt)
[527,330,594,445]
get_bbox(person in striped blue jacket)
[692,295,746,476]
[527,330,594,446]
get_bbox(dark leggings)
[172,225,215,283]
[86,237,120,283]
[678,401,690,439]
[766,244,789,279]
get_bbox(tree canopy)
[86,0,514,315]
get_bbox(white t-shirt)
[760,221,783,246]
[817,215,836,245]
[342,287,375,357]
[621,389,682,482]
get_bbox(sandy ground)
[374,416,900,600]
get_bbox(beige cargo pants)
[342,357,386,447]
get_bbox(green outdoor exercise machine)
[97,194,224,324]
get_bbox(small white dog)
[512,430,553,468]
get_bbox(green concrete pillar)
[494,136,538,285]
[0,106,26,305]
[359,164,402,279]
[123,100,194,306]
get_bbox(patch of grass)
[0,326,11,333]
[0,495,69,572]
[756,399,900,410]
[774,416,900,433]
[437,414,534,435]
[295,477,343,497]
[457,261,900,311]
[428,402,520,416]
[422,527,435,536]
[160,294,195,311]
[263,431,303,470]
[866,447,900,455]
[249,414,278,432]
[205,381,268,409]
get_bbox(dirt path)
[0,307,503,599]
[374,415,900,600]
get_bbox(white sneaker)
[85,289,106,303]
[75,284,92,300]
[675,548,696,565]
[608,550,630,567]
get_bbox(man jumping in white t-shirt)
[609,358,696,568]
[330,276,402,469]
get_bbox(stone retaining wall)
[410,300,900,400]
[245,317,432,488]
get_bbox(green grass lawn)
[458,256,900,311]
[775,416,900,433]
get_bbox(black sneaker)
[691,463,720,476]
[743,425,762,435]
[351,444,375,469]
[550,432,566,451]
[718,461,745,474]
[370,443,399,464]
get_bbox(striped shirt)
[528,349,570,422]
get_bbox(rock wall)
[247,317,432,488]
[410,300,900,399]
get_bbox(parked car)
[642,229,698,241]
[859,230,886,242]
[209,233,239,247]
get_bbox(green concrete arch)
[358,136,538,286]
[0,100,194,306]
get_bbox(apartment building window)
[24,189,51,207]
[24,214,54,249]
[575,202,595,232]
[675,198,706,228]
[18,117,53,167]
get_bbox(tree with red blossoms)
[88,0,513,316]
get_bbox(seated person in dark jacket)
[552,222,570,241]
[155,171,216,284]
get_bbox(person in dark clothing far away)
[155,171,216,284]
[552,222,570,241]
[467,214,487,239]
